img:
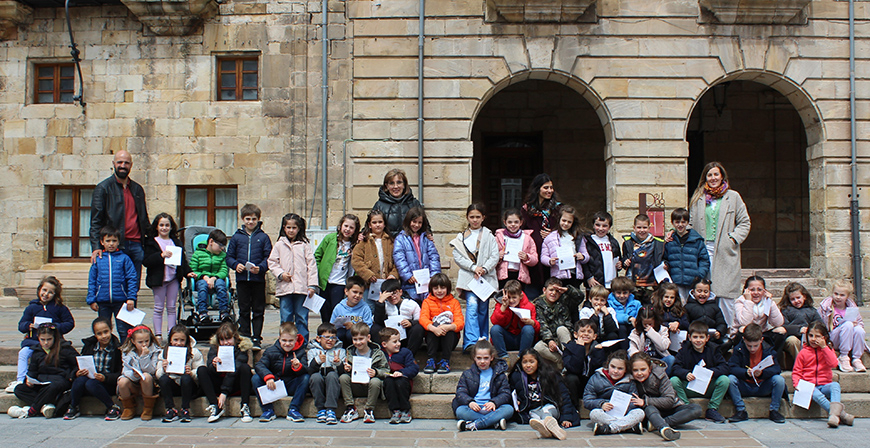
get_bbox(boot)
[141,394,158,421]
[120,397,137,420]
[828,402,842,428]
[839,404,855,426]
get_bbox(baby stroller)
[177,226,238,338]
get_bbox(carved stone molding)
[0,0,33,41]
[485,0,596,23]
[699,0,811,25]
[121,0,218,36]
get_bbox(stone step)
[742,268,811,279]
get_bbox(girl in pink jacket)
[495,209,539,289]
[540,205,589,288]
[268,213,318,342]
[732,275,786,359]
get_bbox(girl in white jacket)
[628,305,675,374]
[268,213,319,343]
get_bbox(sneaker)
[206,404,223,423]
[180,409,192,423]
[457,420,467,431]
[661,427,681,441]
[163,408,179,423]
[400,410,412,424]
[705,408,726,423]
[544,416,566,440]
[389,410,402,424]
[729,410,749,423]
[423,358,436,374]
[838,355,854,372]
[629,422,643,435]
[259,408,275,422]
[5,381,21,394]
[41,404,56,418]
[437,360,450,374]
[769,410,786,424]
[457,420,478,431]
[853,358,867,372]
[647,420,656,432]
[287,407,304,422]
[495,418,507,430]
[317,409,328,423]
[105,405,122,421]
[340,406,359,423]
[63,406,80,420]
[529,418,552,438]
[251,339,262,351]
[7,406,30,419]
[326,409,338,425]
[240,404,253,423]
[363,408,375,423]
[593,422,610,436]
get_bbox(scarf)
[704,180,729,205]
[504,228,523,239]
[523,202,561,230]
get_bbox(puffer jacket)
[255,335,308,381]
[491,293,539,335]
[393,230,441,301]
[728,340,781,383]
[86,250,139,305]
[450,227,499,293]
[189,243,229,280]
[306,339,346,374]
[371,187,423,236]
[226,223,272,282]
[420,293,464,332]
[663,229,710,287]
[509,369,581,426]
[494,229,538,283]
[540,231,589,280]
[205,335,253,394]
[583,367,639,411]
[452,358,511,412]
[792,343,837,388]
[28,342,79,383]
[268,236,319,296]
[19,298,75,348]
[351,234,399,283]
[582,233,622,287]
[633,365,683,410]
[143,234,191,288]
[89,175,149,250]
[608,292,641,325]
[684,291,728,337]
[157,340,205,384]
[732,296,784,336]
[121,344,161,381]
[780,304,823,338]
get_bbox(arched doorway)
[687,80,810,268]
[471,80,607,230]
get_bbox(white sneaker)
[852,358,866,372]
[240,404,253,423]
[205,404,223,423]
[7,406,30,419]
[838,355,854,372]
[544,416,567,440]
[41,404,56,418]
[5,381,21,394]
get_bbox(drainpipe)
[417,0,425,204]
[321,0,329,229]
[849,0,863,304]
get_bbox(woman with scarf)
[688,162,750,328]
[520,174,562,299]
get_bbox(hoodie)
[306,338,347,374]
[330,298,374,327]
[255,335,308,381]
[607,292,641,325]
[226,222,272,283]
[121,344,161,381]
[19,298,75,348]
[490,293,540,335]
[792,343,838,388]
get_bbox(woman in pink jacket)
[495,209,539,290]
[267,213,318,342]
[732,275,786,359]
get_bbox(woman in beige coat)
[689,162,751,328]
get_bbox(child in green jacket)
[189,229,230,322]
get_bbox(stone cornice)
[699,0,811,24]
[485,0,596,23]
[120,0,217,36]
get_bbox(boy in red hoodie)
[491,280,540,358]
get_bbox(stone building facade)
[0,0,867,297]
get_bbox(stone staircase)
[740,268,827,299]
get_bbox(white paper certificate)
[503,238,522,264]
[117,307,146,326]
[653,262,671,284]
[468,277,495,301]
[413,268,431,295]
[216,346,235,373]
[164,245,182,266]
[76,355,97,379]
[303,294,326,313]
[793,379,814,409]
[669,330,687,352]
[33,316,53,326]
[605,389,631,418]
[509,307,531,320]
[384,316,407,340]
[556,245,576,271]
[351,357,373,384]
[367,279,386,301]
[257,380,287,404]
[687,364,713,394]
[165,346,187,375]
[845,307,860,323]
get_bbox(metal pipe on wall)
[417,0,425,204]
[848,0,863,304]
[321,0,330,229]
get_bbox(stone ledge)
[0,0,32,41]
[485,0,596,23]
[699,0,811,25]
[120,0,218,36]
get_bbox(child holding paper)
[315,214,361,325]
[8,276,74,394]
[453,340,513,431]
[268,213,318,342]
[628,305,675,374]
[490,280,540,359]
[509,349,580,440]
[725,323,786,424]
[253,322,310,422]
[629,352,702,441]
[669,321,730,423]
[582,211,622,289]
[380,327,419,424]
[818,280,869,372]
[143,213,190,345]
[352,209,400,311]
[420,273,464,374]
[372,279,423,354]
[495,208,539,292]
[793,321,855,427]
[583,350,645,435]
[621,214,665,304]
[227,204,273,350]
[393,207,441,303]
[307,322,346,424]
[157,324,204,423]
[338,323,388,423]
[532,278,579,367]
[87,226,139,343]
[116,325,161,420]
[330,276,374,348]
[197,322,254,423]
[450,203,499,352]
[64,317,122,420]
[578,286,620,343]
[563,319,607,407]
[777,282,823,370]
[540,205,589,290]
[7,324,77,419]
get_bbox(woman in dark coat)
[520,173,561,299]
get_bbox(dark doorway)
[687,81,810,268]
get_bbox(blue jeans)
[812,382,841,412]
[16,347,32,382]
[455,403,515,429]
[728,374,785,412]
[660,355,676,376]
[121,240,144,290]
[490,324,535,358]
[279,293,309,343]
[463,291,489,349]
[98,301,132,344]
[196,278,228,314]
[252,373,310,412]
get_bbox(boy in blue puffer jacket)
[87,226,139,343]
[663,208,710,302]
[226,204,272,349]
